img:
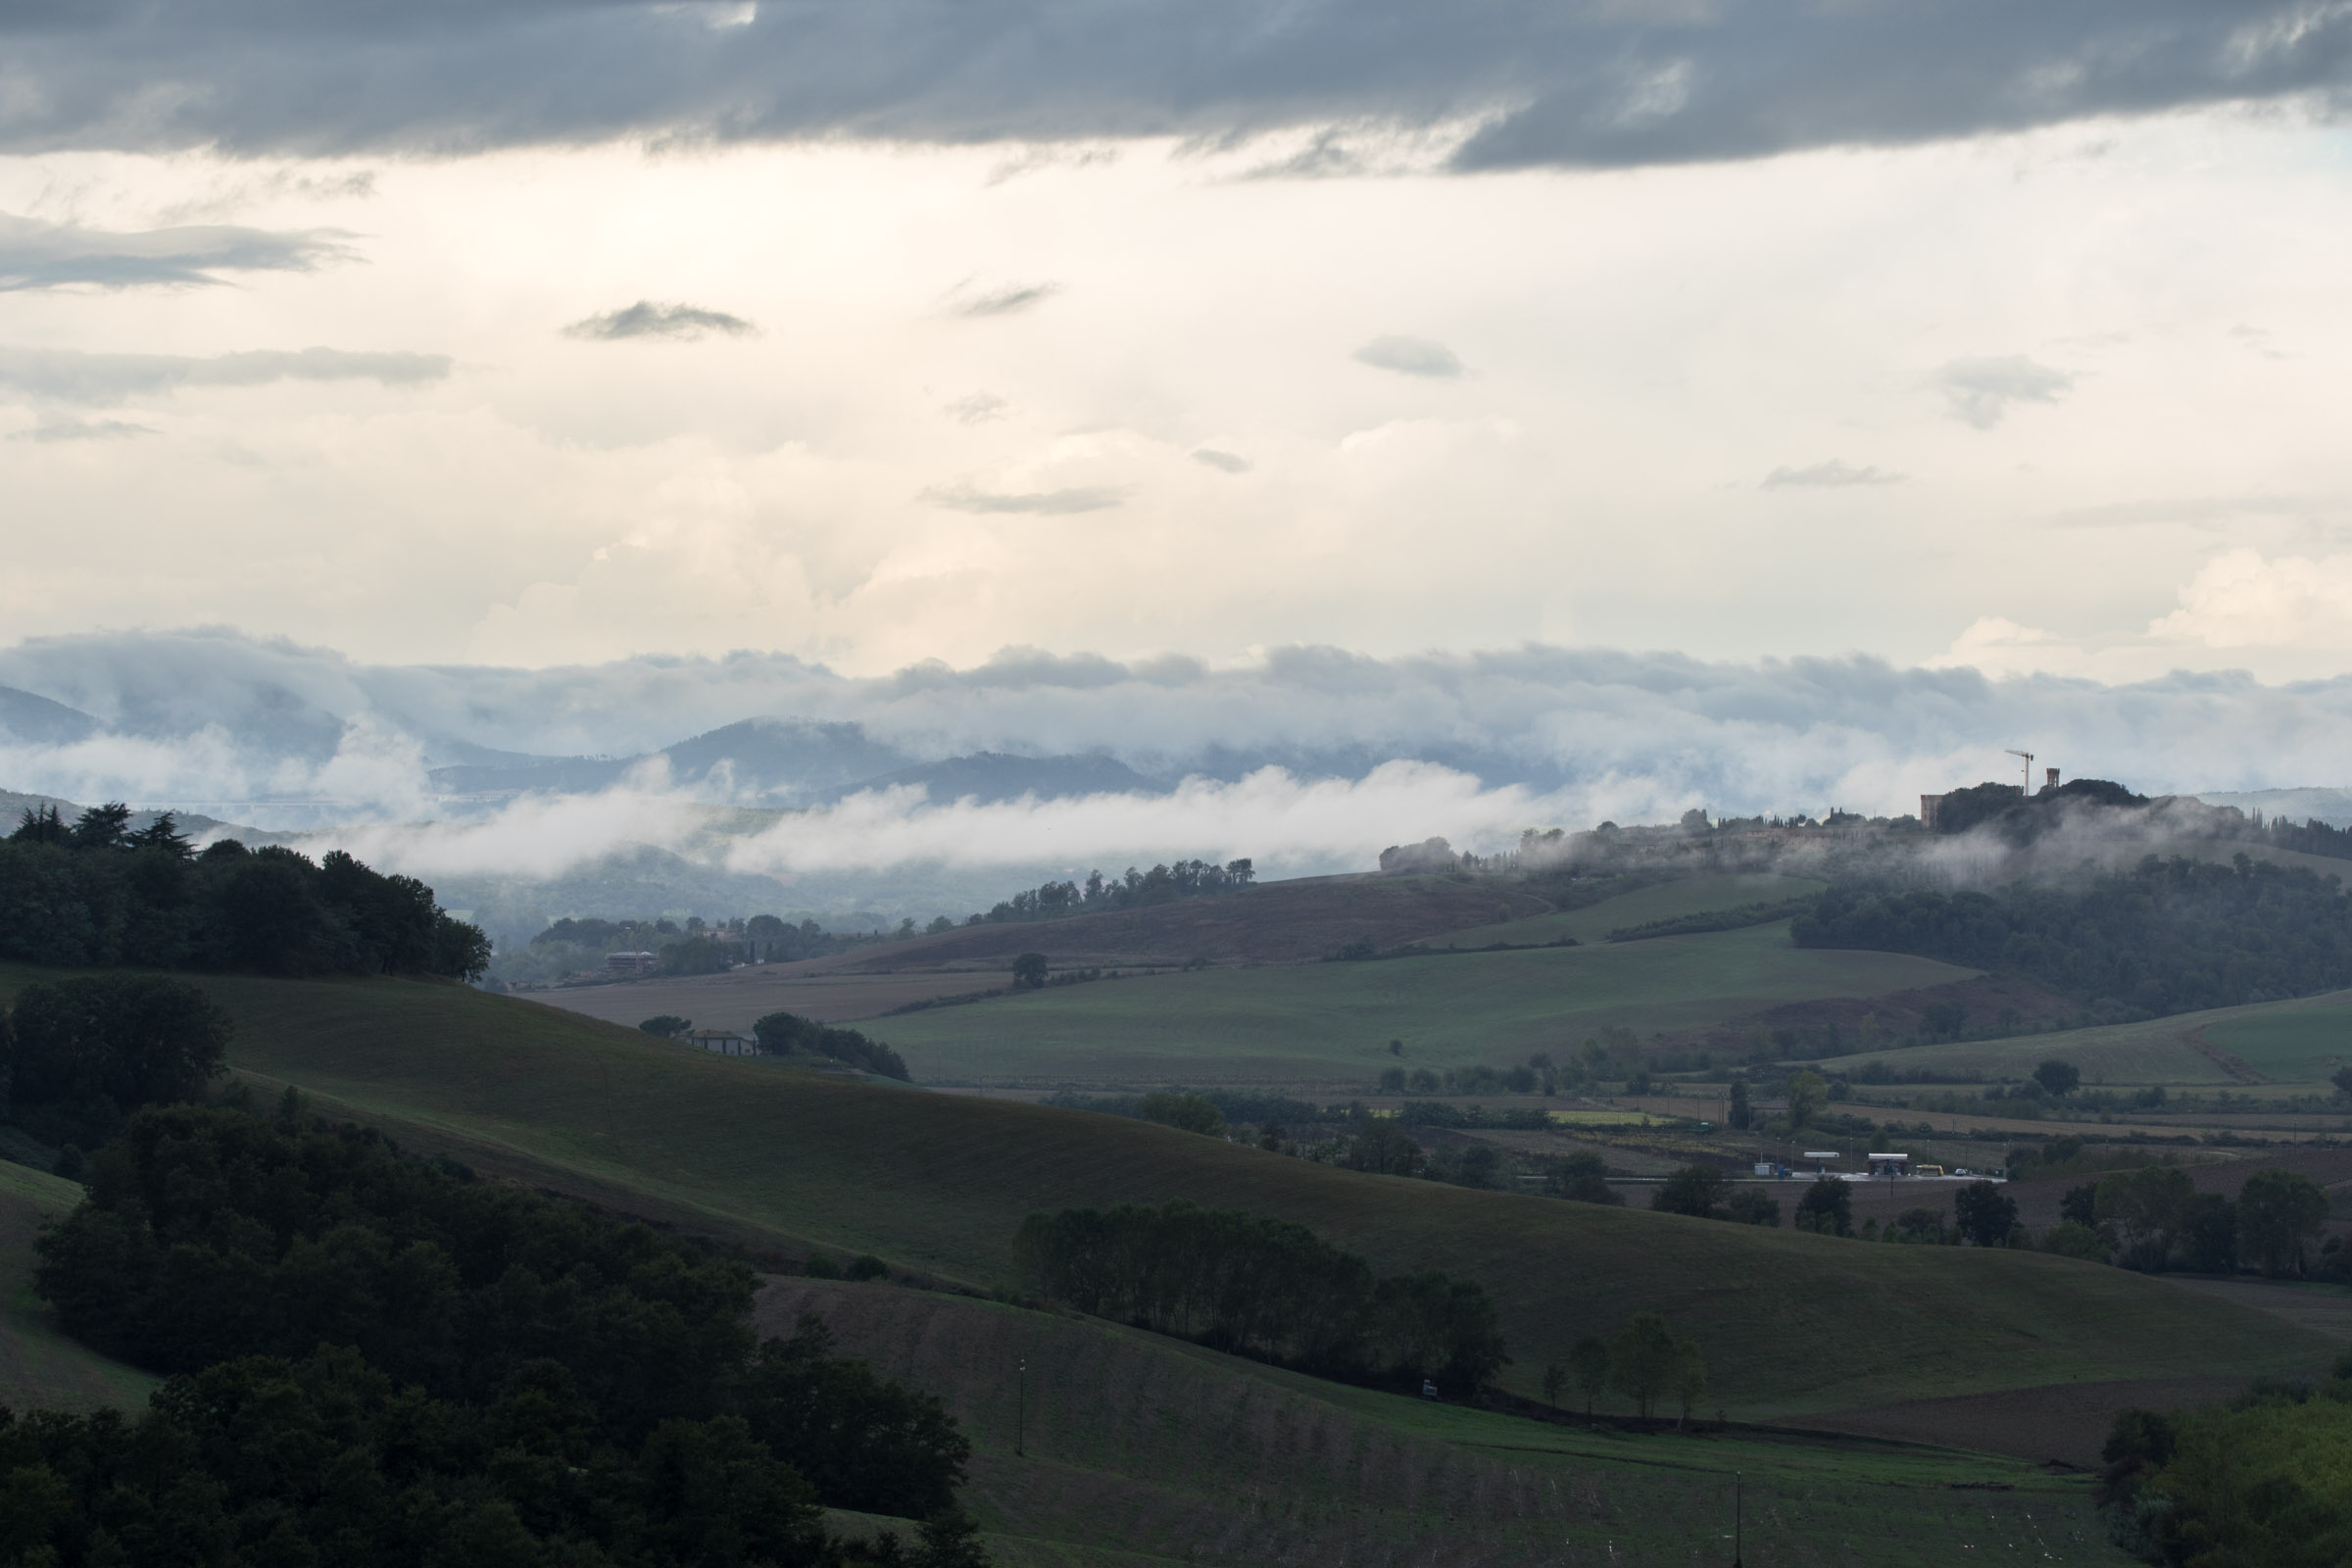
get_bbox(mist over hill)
[3,627,2350,937]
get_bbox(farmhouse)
[688,1028,757,1056]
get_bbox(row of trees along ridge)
[3,803,489,979]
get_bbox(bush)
[1723,1188,1781,1227]
[1137,1090,1226,1137]
[2044,1220,2109,1261]
[638,1014,692,1038]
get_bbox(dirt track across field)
[1797,1377,2249,1467]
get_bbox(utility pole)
[1733,1471,1743,1567]
[1016,1356,1026,1457]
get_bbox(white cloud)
[1935,355,2074,428]
[1762,459,1903,488]
[2149,550,2352,650]
[1352,335,1463,378]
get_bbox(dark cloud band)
[0,213,355,291]
[0,3,2343,167]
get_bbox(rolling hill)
[0,965,2317,1422]
[762,1277,2136,1566]
[872,921,1976,1086]
[1815,989,2352,1089]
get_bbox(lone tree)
[1609,1313,1685,1420]
[1672,1342,1709,1430]
[1795,1176,1852,1237]
[2333,1064,2352,1101]
[637,1015,691,1039]
[1010,953,1049,989]
[1785,1070,1828,1131]
[1542,1362,1566,1410]
[2034,1059,2082,1098]
[2238,1169,2329,1277]
[1954,1180,2020,1247]
[1650,1163,1728,1219]
[1568,1334,1610,1415]
[1728,1078,1751,1130]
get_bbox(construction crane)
[2006,749,2034,793]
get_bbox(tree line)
[1793,856,2352,1018]
[1012,1201,1508,1393]
[974,858,1253,925]
[3,804,488,980]
[2050,1163,2333,1277]
[19,1102,981,1568]
[752,1010,911,1080]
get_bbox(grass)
[768,1277,2139,1567]
[0,964,2311,1420]
[1426,871,1828,949]
[0,1160,159,1414]
[1818,990,2352,1088]
[876,922,1976,1086]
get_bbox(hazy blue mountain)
[0,685,98,745]
[820,751,1164,805]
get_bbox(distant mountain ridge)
[428,716,1164,808]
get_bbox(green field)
[0,965,2311,1419]
[1818,990,2352,1087]
[769,1277,2135,1567]
[1427,871,1828,949]
[879,921,1974,1085]
[0,1160,159,1413]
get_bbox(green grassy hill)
[4,965,2315,1420]
[1816,990,2352,1088]
[1423,871,1827,949]
[878,921,1974,1085]
[0,1160,159,1413]
[763,1278,2136,1567]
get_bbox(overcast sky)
[5,2,2352,691]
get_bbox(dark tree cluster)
[752,1011,910,1081]
[2054,1164,2331,1277]
[20,1104,979,1567]
[2099,1365,2352,1567]
[0,974,231,1151]
[1794,856,2352,1018]
[974,858,1254,925]
[2,805,488,980]
[1013,1201,1508,1392]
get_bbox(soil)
[1797,1377,2251,1468]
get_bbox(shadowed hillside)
[756,1278,2135,1567]
[7,966,2318,1419]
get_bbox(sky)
[5,4,2352,888]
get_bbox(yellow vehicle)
[1913,1163,1946,1178]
